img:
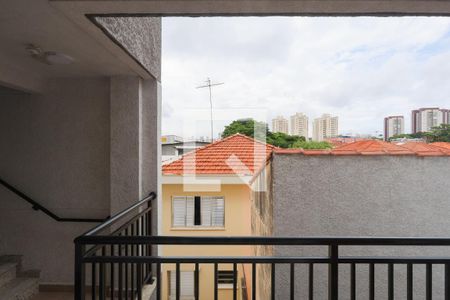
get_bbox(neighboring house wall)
[270,154,450,299]
[250,164,273,300]
[162,142,209,156]
[161,183,252,300]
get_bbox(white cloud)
[162,17,450,138]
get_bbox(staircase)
[0,256,40,300]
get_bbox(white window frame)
[169,271,195,300]
[171,196,225,228]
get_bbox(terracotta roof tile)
[162,134,275,175]
[332,140,415,156]
[397,142,450,156]
[431,142,450,151]
[274,140,450,157]
[165,139,449,175]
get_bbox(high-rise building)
[272,116,289,134]
[290,112,309,138]
[384,116,404,141]
[411,108,449,133]
[312,114,339,141]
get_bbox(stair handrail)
[0,176,109,223]
[80,191,156,237]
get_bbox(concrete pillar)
[110,76,160,235]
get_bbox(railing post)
[328,243,338,300]
[147,196,153,280]
[74,242,86,300]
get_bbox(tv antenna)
[196,78,224,142]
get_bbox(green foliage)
[221,119,305,148]
[389,132,427,141]
[222,119,269,140]
[291,140,333,149]
[389,124,450,142]
[267,132,305,148]
[427,124,450,142]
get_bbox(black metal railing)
[0,177,108,222]
[75,192,156,300]
[75,229,450,300]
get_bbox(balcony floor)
[30,291,76,300]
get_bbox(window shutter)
[185,197,195,227]
[172,197,186,227]
[200,197,212,226]
[211,197,225,227]
[170,271,194,299]
[200,196,224,227]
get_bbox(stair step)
[0,262,17,288]
[0,277,39,300]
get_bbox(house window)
[169,271,194,300]
[217,270,235,288]
[172,196,224,227]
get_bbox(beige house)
[161,134,274,300]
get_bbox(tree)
[222,119,269,141]
[291,140,333,149]
[427,124,450,142]
[389,125,450,142]
[389,132,427,141]
[267,132,305,148]
[221,119,305,148]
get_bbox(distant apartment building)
[272,116,289,134]
[411,107,449,133]
[312,114,339,141]
[384,115,404,141]
[290,112,308,138]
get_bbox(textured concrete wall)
[110,76,160,245]
[271,154,450,299]
[95,17,161,80]
[110,76,160,228]
[0,78,111,284]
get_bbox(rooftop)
[162,134,275,175]
[163,138,450,176]
[432,142,450,151]
[275,140,450,156]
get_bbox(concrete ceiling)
[4,0,450,93]
[0,0,150,93]
[51,0,450,16]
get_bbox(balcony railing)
[74,192,155,300]
[75,195,450,300]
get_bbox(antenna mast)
[196,78,224,142]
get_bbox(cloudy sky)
[162,17,450,139]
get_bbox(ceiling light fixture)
[26,44,74,65]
